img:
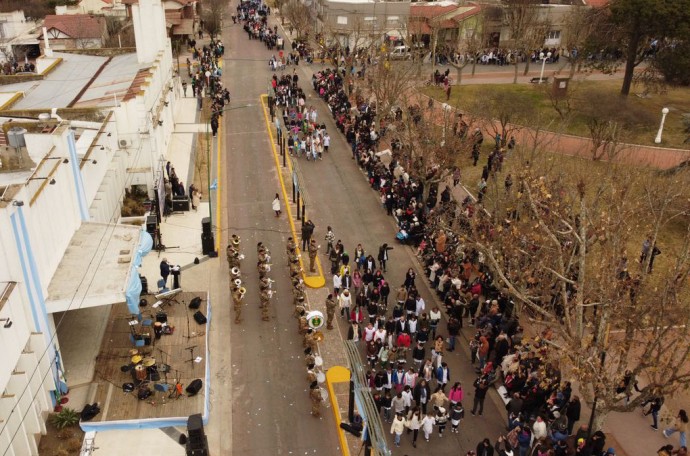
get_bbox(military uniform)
[298,315,309,335]
[306,370,317,384]
[304,329,318,352]
[232,288,244,324]
[259,289,271,321]
[308,241,319,273]
[325,296,337,330]
[286,238,297,256]
[310,384,323,417]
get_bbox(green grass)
[422,80,690,149]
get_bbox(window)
[546,30,561,40]
[364,16,377,21]
[337,15,348,25]
[387,16,399,21]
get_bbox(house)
[0,10,42,62]
[409,2,482,49]
[317,0,412,49]
[54,0,128,17]
[40,14,109,50]
[121,0,198,39]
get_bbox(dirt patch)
[37,421,84,456]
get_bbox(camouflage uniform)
[310,386,323,417]
[259,289,271,321]
[325,296,337,330]
[308,241,319,273]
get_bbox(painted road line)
[326,366,352,456]
[259,94,326,289]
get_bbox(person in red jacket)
[397,331,412,358]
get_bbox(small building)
[40,14,109,50]
[122,0,198,40]
[0,10,41,62]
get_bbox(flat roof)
[74,53,142,108]
[46,222,142,313]
[1,51,141,110]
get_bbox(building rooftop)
[42,14,106,40]
[1,52,142,110]
[46,222,142,313]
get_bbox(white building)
[0,0,182,453]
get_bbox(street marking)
[326,366,352,456]
[259,94,326,289]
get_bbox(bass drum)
[306,310,324,329]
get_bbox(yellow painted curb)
[326,366,352,456]
[0,92,24,111]
[259,94,326,289]
[215,111,222,251]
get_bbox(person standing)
[406,408,422,448]
[566,395,581,435]
[310,382,323,417]
[308,239,319,272]
[378,243,393,272]
[324,226,335,254]
[339,289,352,320]
[390,413,405,447]
[421,411,435,443]
[272,193,281,217]
[160,258,171,287]
[325,293,337,330]
[301,219,315,250]
[471,377,488,416]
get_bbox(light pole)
[654,107,670,144]
[539,51,552,83]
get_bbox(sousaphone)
[231,267,241,279]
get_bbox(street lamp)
[654,107,670,144]
[539,51,552,84]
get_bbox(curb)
[259,94,326,288]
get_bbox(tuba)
[231,234,240,246]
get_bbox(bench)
[530,77,549,84]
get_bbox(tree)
[468,89,537,148]
[201,0,225,39]
[503,0,542,84]
[365,58,421,126]
[281,0,313,40]
[576,89,655,159]
[595,0,690,96]
[560,6,604,78]
[438,146,690,433]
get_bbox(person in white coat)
[421,411,435,442]
[338,289,352,320]
[406,408,422,448]
[390,413,406,447]
[272,193,281,217]
[333,273,342,295]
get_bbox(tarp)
[125,230,153,314]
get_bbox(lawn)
[422,80,690,150]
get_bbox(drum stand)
[186,345,197,372]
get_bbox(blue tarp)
[125,230,153,314]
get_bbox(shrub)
[50,408,80,429]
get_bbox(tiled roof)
[410,3,460,19]
[43,14,105,39]
[585,0,610,6]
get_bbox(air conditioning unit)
[119,139,131,148]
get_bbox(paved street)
[219,10,341,455]
[211,8,507,455]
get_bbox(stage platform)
[80,291,211,431]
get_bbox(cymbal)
[142,357,156,367]
[131,355,143,364]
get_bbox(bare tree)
[503,0,542,83]
[281,0,313,40]
[577,89,655,160]
[201,0,225,39]
[560,6,604,78]
[468,89,537,147]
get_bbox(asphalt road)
[220,10,342,456]
[218,9,507,456]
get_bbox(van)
[389,45,411,60]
